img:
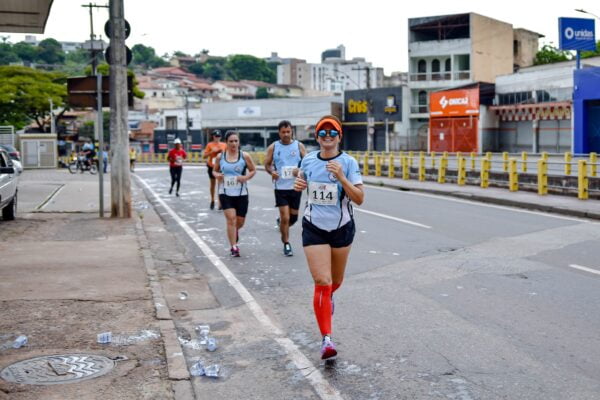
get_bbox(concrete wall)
[470,13,513,83]
[513,29,541,69]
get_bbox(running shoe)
[169,188,173,195]
[283,242,293,257]
[275,217,280,229]
[320,336,337,360]
[176,191,180,197]
[210,201,215,210]
[231,246,240,257]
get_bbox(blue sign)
[559,18,596,51]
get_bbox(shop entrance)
[587,100,600,153]
[430,117,478,152]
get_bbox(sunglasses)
[317,129,340,138]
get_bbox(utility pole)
[109,0,131,218]
[48,98,55,133]
[82,2,109,218]
[185,93,190,151]
[353,66,373,151]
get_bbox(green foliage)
[188,62,204,76]
[0,66,66,129]
[0,43,19,65]
[83,63,144,99]
[37,38,65,64]
[173,50,190,58]
[581,41,600,59]
[13,42,37,63]
[256,87,270,99]
[131,43,168,68]
[225,54,276,83]
[534,44,572,65]
[77,111,110,142]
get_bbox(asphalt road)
[135,165,600,400]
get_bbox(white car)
[0,148,18,220]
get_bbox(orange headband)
[315,117,342,137]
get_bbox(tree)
[13,42,37,63]
[83,63,145,99]
[225,54,276,83]
[36,38,65,65]
[77,111,110,142]
[256,87,269,99]
[173,50,190,58]
[0,66,66,130]
[187,62,204,76]
[131,44,168,69]
[534,44,572,65]
[581,41,600,59]
[0,43,18,65]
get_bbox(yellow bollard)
[480,157,490,188]
[388,154,395,178]
[537,159,548,195]
[470,152,476,171]
[541,151,548,161]
[408,151,414,168]
[363,153,369,176]
[502,151,509,172]
[375,155,382,177]
[590,152,597,177]
[258,153,265,165]
[509,158,518,192]
[418,152,426,181]
[521,152,528,173]
[430,151,436,169]
[402,156,410,180]
[438,154,447,183]
[578,160,589,200]
[457,156,466,186]
[564,152,572,176]
[485,151,492,160]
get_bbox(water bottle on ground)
[204,364,220,378]
[206,337,217,352]
[189,361,205,376]
[97,332,112,344]
[12,335,27,349]
[195,324,210,344]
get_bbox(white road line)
[136,176,343,400]
[35,184,64,211]
[365,185,589,223]
[134,166,205,172]
[569,264,600,276]
[354,208,431,229]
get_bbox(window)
[417,59,427,81]
[432,59,441,80]
[418,90,428,113]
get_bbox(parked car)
[0,144,22,174]
[0,148,18,220]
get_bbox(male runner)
[264,120,306,256]
[203,130,227,210]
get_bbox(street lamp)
[575,9,600,20]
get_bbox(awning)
[0,0,54,34]
[489,102,572,121]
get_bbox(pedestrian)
[212,131,256,257]
[129,146,137,172]
[203,130,227,210]
[264,120,306,256]
[102,148,108,173]
[293,115,364,361]
[168,138,187,196]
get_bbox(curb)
[364,180,600,221]
[134,216,194,398]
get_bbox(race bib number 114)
[308,182,337,206]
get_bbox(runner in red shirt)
[168,138,187,196]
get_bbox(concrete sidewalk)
[0,170,192,399]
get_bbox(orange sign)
[429,88,479,117]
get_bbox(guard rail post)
[509,157,518,192]
[578,160,589,200]
[375,155,382,177]
[438,153,447,183]
[402,155,410,180]
[564,152,572,176]
[418,152,426,181]
[457,156,466,186]
[431,151,436,169]
[589,152,597,177]
[537,159,548,195]
[470,152,476,171]
[502,151,509,172]
[387,154,395,178]
[363,153,369,176]
[521,152,528,173]
[480,157,490,188]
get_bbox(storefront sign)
[347,99,368,114]
[559,17,596,51]
[384,95,397,113]
[430,89,479,117]
[237,106,261,117]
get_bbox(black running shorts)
[207,166,215,179]
[219,194,249,217]
[274,189,302,210]
[302,218,355,248]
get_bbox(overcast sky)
[4,0,599,74]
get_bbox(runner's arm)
[264,144,278,178]
[239,153,256,183]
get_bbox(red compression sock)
[332,283,341,293]
[313,285,333,336]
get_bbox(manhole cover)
[0,354,115,385]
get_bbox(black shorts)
[207,166,215,179]
[302,218,355,248]
[219,194,249,217]
[274,189,302,210]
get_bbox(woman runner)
[213,131,256,257]
[167,138,186,196]
[294,115,364,360]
